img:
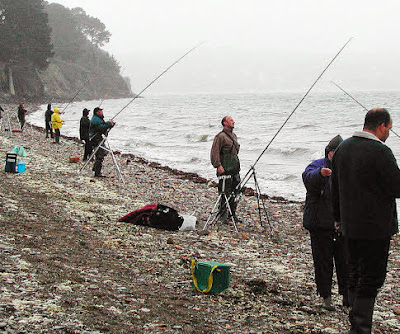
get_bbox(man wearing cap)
[89,107,115,177]
[332,108,400,333]
[302,134,348,311]
[79,108,92,161]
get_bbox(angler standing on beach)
[79,108,92,161]
[210,116,241,221]
[90,107,115,177]
[302,134,348,311]
[51,107,63,144]
[332,108,400,333]
[17,102,27,131]
[45,104,53,138]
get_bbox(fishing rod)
[332,81,400,139]
[110,41,205,121]
[80,42,205,177]
[99,87,112,107]
[238,38,353,191]
[61,74,93,113]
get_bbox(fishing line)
[238,37,352,191]
[110,41,205,121]
[332,81,400,139]
[61,74,94,113]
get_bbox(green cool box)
[191,261,231,294]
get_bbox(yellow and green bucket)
[191,260,230,294]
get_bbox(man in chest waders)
[211,116,241,222]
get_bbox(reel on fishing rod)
[79,42,204,180]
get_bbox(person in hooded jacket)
[45,104,53,138]
[51,107,63,144]
[79,108,92,161]
[302,134,348,310]
[89,107,115,177]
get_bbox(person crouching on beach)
[51,107,64,144]
[302,134,349,311]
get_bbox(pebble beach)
[0,108,399,333]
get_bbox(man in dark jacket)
[302,135,348,310]
[45,104,53,138]
[89,107,115,177]
[79,108,92,161]
[332,108,400,334]
[210,116,241,221]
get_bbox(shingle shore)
[0,109,399,333]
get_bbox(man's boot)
[350,296,376,334]
[348,289,356,333]
[93,161,102,177]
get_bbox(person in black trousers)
[45,104,53,138]
[79,108,92,161]
[332,108,400,334]
[302,135,348,311]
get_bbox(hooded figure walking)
[302,135,349,311]
[89,107,115,177]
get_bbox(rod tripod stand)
[203,175,239,233]
[79,134,125,184]
[245,166,272,233]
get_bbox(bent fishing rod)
[332,81,400,139]
[80,42,205,175]
[110,41,205,121]
[238,37,352,191]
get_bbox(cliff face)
[0,61,133,103]
[39,59,133,102]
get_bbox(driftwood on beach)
[0,108,399,333]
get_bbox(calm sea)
[28,91,400,201]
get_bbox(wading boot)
[350,296,375,334]
[323,296,335,311]
[348,289,356,333]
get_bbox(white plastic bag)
[180,215,196,231]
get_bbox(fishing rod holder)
[203,174,238,233]
[79,131,125,184]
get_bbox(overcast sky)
[48,0,400,94]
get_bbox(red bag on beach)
[119,204,183,231]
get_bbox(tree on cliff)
[0,0,53,96]
[42,3,131,100]
[71,7,111,48]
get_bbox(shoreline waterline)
[28,120,301,204]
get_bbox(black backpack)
[119,204,183,231]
